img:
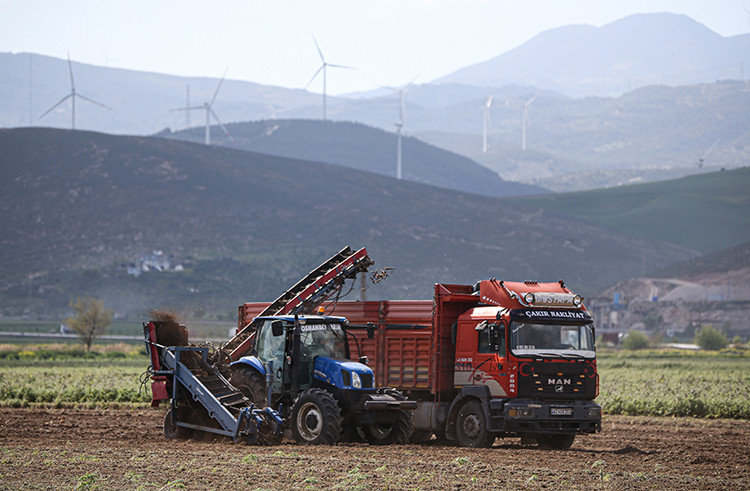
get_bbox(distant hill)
[436,13,750,97]
[514,167,750,254]
[0,128,698,318]
[160,119,545,197]
[3,11,750,194]
[0,52,322,135]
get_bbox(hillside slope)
[513,167,750,254]
[0,128,699,318]
[162,119,544,197]
[437,13,750,97]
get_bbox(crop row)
[596,356,750,419]
[1,351,748,419]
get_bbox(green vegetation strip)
[597,351,750,419]
[0,344,150,406]
[0,345,749,419]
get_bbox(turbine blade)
[39,94,72,119]
[312,35,325,62]
[67,52,75,90]
[210,67,229,106]
[171,105,204,112]
[327,63,355,70]
[76,93,111,109]
[526,94,539,106]
[210,108,233,141]
[306,65,324,88]
[486,95,493,108]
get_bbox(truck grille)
[517,361,596,399]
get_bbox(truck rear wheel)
[537,433,575,450]
[291,388,343,445]
[229,366,268,407]
[455,400,494,448]
[362,389,414,445]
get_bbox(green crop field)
[596,352,750,419]
[1,345,748,419]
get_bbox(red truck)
[239,278,601,449]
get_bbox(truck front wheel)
[537,433,575,450]
[455,400,494,448]
[291,388,343,444]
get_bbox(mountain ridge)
[0,127,702,317]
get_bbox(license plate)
[551,407,573,416]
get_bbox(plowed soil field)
[1,407,748,489]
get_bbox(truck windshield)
[300,323,347,360]
[510,321,595,359]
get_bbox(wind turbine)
[40,53,110,130]
[521,94,539,151]
[306,36,353,121]
[482,96,493,153]
[383,81,415,180]
[698,136,721,169]
[173,68,232,145]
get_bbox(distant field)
[0,319,236,343]
[597,351,750,419]
[1,344,748,420]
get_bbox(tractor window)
[255,320,286,363]
[300,323,347,361]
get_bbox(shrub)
[695,325,728,350]
[622,331,649,350]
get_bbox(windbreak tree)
[694,325,728,351]
[66,297,114,351]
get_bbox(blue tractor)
[229,314,415,444]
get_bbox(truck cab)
[229,314,415,445]
[447,283,601,448]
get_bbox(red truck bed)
[238,284,482,397]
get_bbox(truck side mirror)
[366,322,376,339]
[489,323,501,352]
[271,320,284,337]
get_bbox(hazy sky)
[1,0,748,95]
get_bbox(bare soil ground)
[1,407,748,490]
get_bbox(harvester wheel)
[362,389,414,445]
[290,388,342,445]
[537,433,575,450]
[455,400,494,448]
[229,367,268,406]
[163,408,192,439]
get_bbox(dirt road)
[1,407,748,489]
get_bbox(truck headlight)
[351,371,362,389]
[586,407,601,419]
[508,407,534,418]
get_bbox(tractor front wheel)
[290,388,343,445]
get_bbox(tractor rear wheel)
[163,408,192,439]
[455,400,494,448]
[229,366,268,407]
[290,388,342,445]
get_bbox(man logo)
[555,385,564,392]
